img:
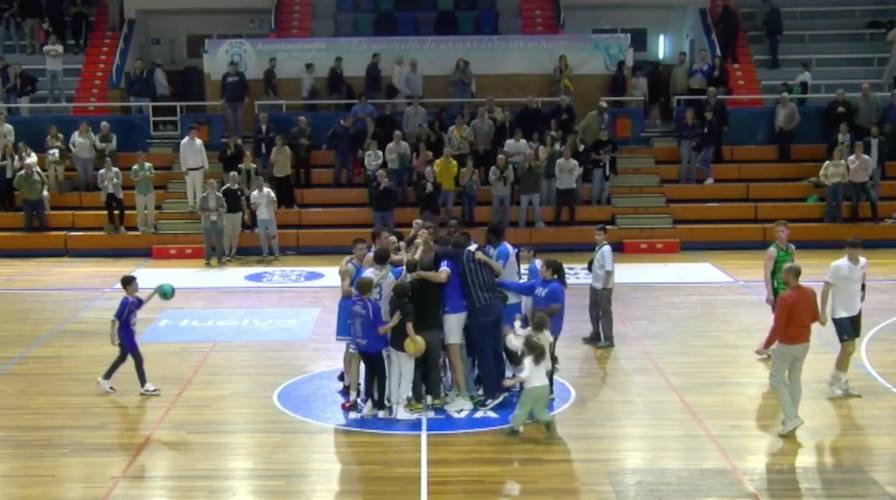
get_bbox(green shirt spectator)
[131,162,155,195]
[14,167,47,200]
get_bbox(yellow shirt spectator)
[434,156,458,191]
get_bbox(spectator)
[325,116,354,186]
[402,96,428,145]
[677,108,701,184]
[488,154,513,227]
[97,157,125,233]
[762,0,783,69]
[239,152,257,192]
[863,125,888,196]
[44,124,66,193]
[630,67,648,109]
[364,139,383,204]
[434,147,458,220]
[0,111,12,151]
[179,124,209,211]
[446,113,473,168]
[373,102,399,148]
[688,50,712,96]
[126,59,155,115]
[13,160,46,231]
[70,0,90,55]
[350,94,377,120]
[552,54,574,97]
[426,114,446,157]
[371,168,397,231]
[218,134,244,180]
[708,57,729,95]
[252,112,276,178]
[793,62,811,106]
[458,156,479,226]
[609,60,628,105]
[825,89,855,136]
[827,122,852,159]
[578,101,610,146]
[717,2,740,64]
[18,0,41,55]
[301,63,317,104]
[0,142,14,211]
[470,106,495,174]
[502,128,528,169]
[388,55,407,103]
[0,57,9,109]
[327,56,347,100]
[819,148,848,223]
[416,166,441,225]
[288,116,313,187]
[107,0,122,31]
[1,1,18,55]
[884,23,895,90]
[549,95,576,139]
[774,93,800,161]
[669,52,690,107]
[250,177,280,260]
[220,171,246,261]
[130,151,155,233]
[554,147,581,225]
[263,57,278,98]
[365,52,383,99]
[449,58,473,102]
[699,109,719,184]
[484,96,503,124]
[589,128,618,204]
[883,91,896,159]
[847,142,878,223]
[517,149,544,228]
[412,141,433,184]
[515,97,545,141]
[220,62,249,138]
[270,134,294,208]
[853,83,881,140]
[94,121,117,169]
[69,121,95,191]
[45,0,65,46]
[405,58,423,101]
[539,134,560,206]
[152,61,170,102]
[42,34,65,104]
[385,130,412,205]
[199,179,226,267]
[9,63,37,116]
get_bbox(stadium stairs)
[274,0,314,38]
[2,146,894,256]
[73,0,120,115]
[520,0,559,35]
[709,0,762,108]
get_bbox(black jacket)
[372,182,398,212]
[252,123,277,159]
[220,71,249,103]
[327,66,345,96]
[589,139,618,181]
[700,118,720,150]
[218,143,244,174]
[825,99,855,131]
[364,61,382,95]
[549,104,576,137]
[763,6,783,37]
[416,179,442,214]
[717,5,739,39]
[289,126,313,158]
[699,98,729,129]
[13,71,37,97]
[514,105,544,141]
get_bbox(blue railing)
[109,19,137,88]
[698,7,720,59]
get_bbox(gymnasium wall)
[9,115,150,153]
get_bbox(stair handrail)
[674,92,893,107]
[271,0,279,33]
[110,19,136,88]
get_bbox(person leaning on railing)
[818,148,848,223]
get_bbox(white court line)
[860,316,896,395]
[420,409,428,500]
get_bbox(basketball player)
[97,275,161,396]
[764,220,796,310]
[484,224,522,328]
[336,238,368,399]
[819,239,867,398]
[519,247,542,322]
[362,247,401,405]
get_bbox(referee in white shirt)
[179,124,210,211]
[819,239,867,397]
[585,224,614,348]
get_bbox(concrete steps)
[612,194,668,209]
[614,214,675,229]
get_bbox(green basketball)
[157,283,176,301]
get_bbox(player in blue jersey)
[497,259,566,394]
[336,238,368,398]
[350,277,400,418]
[519,247,542,323]
[97,275,161,396]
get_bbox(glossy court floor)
[1,250,895,499]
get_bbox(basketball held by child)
[157,284,176,301]
[404,335,425,358]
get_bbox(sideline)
[860,316,896,395]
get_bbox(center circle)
[273,368,576,435]
[244,270,325,284]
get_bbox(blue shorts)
[832,313,862,344]
[335,297,352,342]
[117,332,139,354]
[503,302,523,328]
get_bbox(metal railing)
[252,96,646,114]
[674,91,894,107]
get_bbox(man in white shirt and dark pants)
[179,124,209,212]
[250,177,280,260]
[819,239,867,397]
[42,35,65,104]
[585,224,614,349]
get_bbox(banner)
[203,34,630,79]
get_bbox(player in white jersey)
[483,224,522,327]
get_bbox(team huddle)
[333,221,572,434]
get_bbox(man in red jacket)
[756,263,819,437]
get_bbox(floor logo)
[142,308,318,343]
[244,270,326,284]
[273,368,575,434]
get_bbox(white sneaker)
[394,406,417,420]
[445,396,474,412]
[443,389,458,404]
[97,377,116,393]
[361,400,377,417]
[778,417,804,437]
[828,379,845,398]
[704,178,715,185]
[140,383,161,396]
[376,410,387,418]
[841,379,862,397]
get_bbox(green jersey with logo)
[770,242,795,297]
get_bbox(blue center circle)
[244,270,325,284]
[273,368,576,434]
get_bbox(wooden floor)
[1,250,895,499]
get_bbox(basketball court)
[1,249,895,499]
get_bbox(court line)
[420,407,428,500]
[860,316,896,395]
[100,342,217,500]
[0,259,150,376]
[639,346,762,500]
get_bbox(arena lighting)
[658,33,666,60]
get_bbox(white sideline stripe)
[860,316,896,395]
[420,410,428,500]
